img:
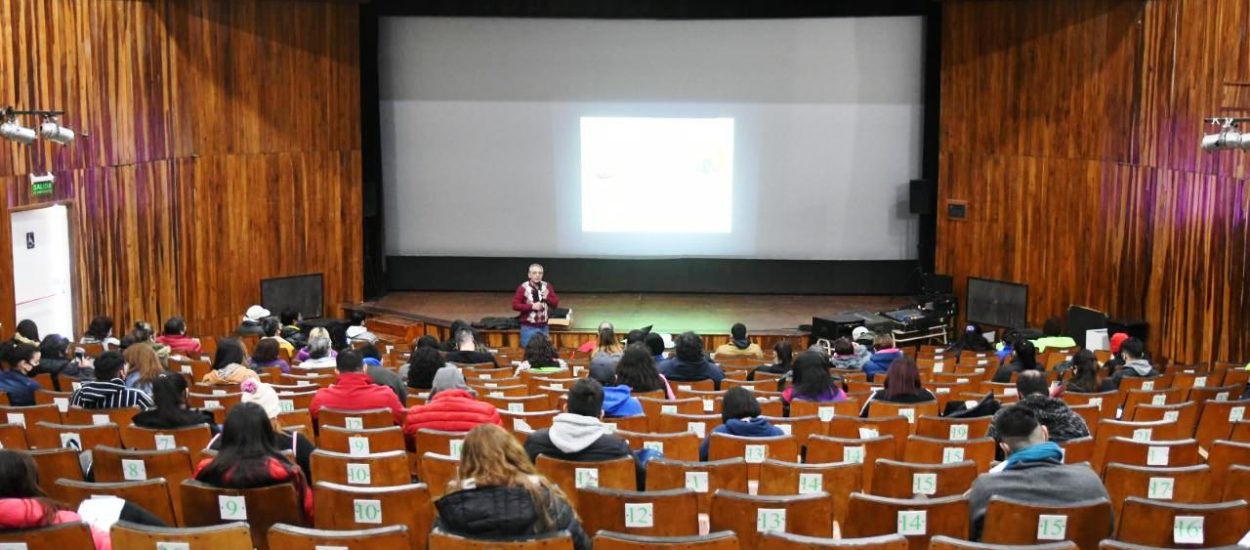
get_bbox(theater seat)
[180,479,307,550]
[710,490,833,549]
[578,487,699,536]
[1115,498,1249,547]
[268,524,410,550]
[980,496,1113,550]
[111,520,252,549]
[595,530,739,550]
[842,493,970,550]
[646,457,749,515]
[429,529,573,550]
[759,532,909,550]
[930,535,1077,550]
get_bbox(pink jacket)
[0,498,110,550]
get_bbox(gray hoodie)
[523,413,632,463]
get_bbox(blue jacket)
[658,356,724,388]
[699,416,785,461]
[0,370,41,406]
[602,385,643,418]
[863,349,903,382]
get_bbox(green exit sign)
[30,173,53,195]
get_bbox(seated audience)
[783,351,847,403]
[1110,337,1156,388]
[514,334,566,374]
[346,314,379,345]
[404,366,502,437]
[435,424,591,550]
[600,380,644,419]
[444,328,498,367]
[714,323,764,359]
[360,343,407,402]
[700,387,785,461]
[80,316,121,350]
[994,329,1022,363]
[261,317,295,357]
[208,380,315,480]
[588,321,624,370]
[133,373,219,435]
[298,329,337,368]
[658,331,724,389]
[524,378,631,463]
[749,341,794,380]
[69,351,154,409]
[406,346,446,392]
[993,340,1040,383]
[236,304,269,337]
[953,323,995,353]
[0,342,41,406]
[279,308,307,350]
[124,321,171,368]
[614,343,675,399]
[13,319,39,347]
[862,333,903,382]
[968,406,1109,540]
[645,332,667,361]
[156,316,202,355]
[1062,350,1116,393]
[309,350,406,425]
[860,357,936,417]
[32,334,93,391]
[987,371,1089,443]
[195,402,314,521]
[250,338,290,373]
[123,343,164,396]
[200,338,259,385]
[1031,317,1078,352]
[1103,332,1129,371]
[830,337,871,370]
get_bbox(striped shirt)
[69,378,154,410]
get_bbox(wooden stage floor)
[366,291,911,334]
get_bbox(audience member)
[830,337,871,370]
[236,305,269,337]
[515,334,566,374]
[658,331,724,389]
[749,341,793,380]
[0,342,41,406]
[404,366,502,438]
[80,316,121,350]
[645,332,667,361]
[987,371,1089,443]
[133,373,218,434]
[195,403,314,521]
[406,346,446,392]
[524,378,631,463]
[346,314,379,345]
[700,387,785,461]
[445,328,498,367]
[1032,317,1077,352]
[360,343,407,402]
[279,308,307,350]
[123,343,164,396]
[250,338,290,373]
[994,329,1022,363]
[1063,350,1116,393]
[435,424,591,550]
[993,340,1040,383]
[600,376,644,419]
[156,316,202,355]
[200,338,259,385]
[713,323,764,359]
[862,333,903,382]
[299,329,337,368]
[587,322,624,379]
[783,351,847,403]
[31,335,92,391]
[1104,332,1130,371]
[513,263,560,347]
[207,380,315,480]
[860,357,935,417]
[261,317,295,356]
[69,351,154,409]
[126,321,171,368]
[968,406,1109,540]
[614,344,675,399]
[953,323,995,353]
[1110,337,1156,388]
[13,319,39,347]
[309,350,406,425]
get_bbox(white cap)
[244,305,271,322]
[852,326,873,340]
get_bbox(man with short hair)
[236,305,269,337]
[987,370,1089,442]
[969,405,1110,540]
[444,328,498,367]
[658,331,724,389]
[713,323,764,359]
[261,316,295,357]
[1111,338,1156,388]
[524,378,631,463]
[512,263,560,347]
[69,351,154,410]
[309,350,406,425]
[156,316,202,355]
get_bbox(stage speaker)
[1066,305,1108,348]
[1107,318,1148,343]
[909,179,935,215]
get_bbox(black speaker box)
[909,179,935,215]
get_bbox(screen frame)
[965,276,1029,329]
[260,273,325,320]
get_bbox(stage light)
[39,116,74,145]
[0,116,36,144]
[1202,117,1250,152]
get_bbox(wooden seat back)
[842,493,970,550]
[579,487,699,537]
[1103,463,1215,518]
[913,416,991,441]
[121,423,213,452]
[866,401,939,433]
[428,529,573,550]
[758,532,910,550]
[710,490,833,548]
[180,479,306,550]
[26,420,121,451]
[535,455,637,510]
[63,406,140,427]
[499,409,560,434]
[313,481,433,550]
[92,445,195,524]
[617,430,701,462]
[646,458,748,514]
[764,415,825,446]
[318,425,407,455]
[268,524,411,550]
[1099,437,1200,475]
[316,407,396,430]
[868,459,978,499]
[419,452,459,498]
[1062,391,1120,421]
[707,433,799,480]
[111,520,252,549]
[1092,420,1180,470]
[0,404,63,431]
[901,436,996,472]
[1129,402,1198,438]
[929,535,1075,550]
[414,428,471,458]
[981,496,1112,550]
[480,393,550,412]
[55,478,177,527]
[805,435,896,488]
[1205,440,1250,477]
[1115,497,1249,547]
[1121,388,1184,420]
[0,522,94,547]
[1194,398,1250,449]
[309,449,411,486]
[0,422,26,449]
[603,415,650,433]
[829,416,910,457]
[596,530,739,550]
[27,447,84,495]
[757,459,862,529]
[656,412,723,436]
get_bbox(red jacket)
[0,498,110,550]
[309,372,406,426]
[404,389,502,439]
[194,457,314,522]
[156,334,202,355]
[512,281,560,327]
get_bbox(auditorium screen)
[379,16,924,260]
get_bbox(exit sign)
[30,173,54,195]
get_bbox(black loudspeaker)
[909,179,935,215]
[1066,305,1108,348]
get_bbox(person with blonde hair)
[123,343,164,396]
[434,424,590,550]
[297,327,336,368]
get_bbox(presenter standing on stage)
[513,263,560,346]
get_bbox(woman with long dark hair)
[193,403,313,520]
[434,424,590,550]
[406,346,446,391]
[250,338,291,374]
[132,374,218,434]
[613,343,674,398]
[514,334,566,374]
[749,341,794,380]
[81,316,120,350]
[32,334,93,391]
[1062,349,1115,393]
[860,356,936,417]
[0,342,41,406]
[783,351,847,403]
[992,340,1040,383]
[200,338,258,385]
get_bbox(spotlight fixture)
[0,107,76,145]
[1202,117,1250,152]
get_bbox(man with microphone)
[512,263,560,346]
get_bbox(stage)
[356,291,911,337]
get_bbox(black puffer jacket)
[435,484,590,550]
[986,394,1091,442]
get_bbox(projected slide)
[580,117,734,233]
